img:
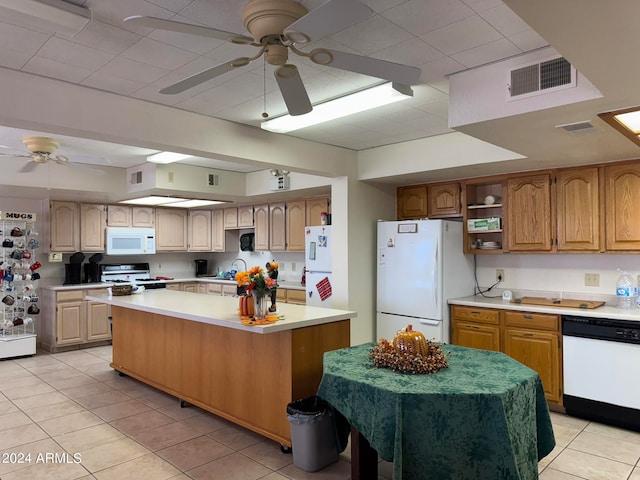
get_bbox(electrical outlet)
[291,262,296,272]
[496,269,505,282]
[585,273,600,287]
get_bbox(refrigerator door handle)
[419,319,440,326]
[432,242,438,313]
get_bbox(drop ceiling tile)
[451,37,521,68]
[478,4,532,36]
[362,0,407,14]
[383,0,475,36]
[147,14,226,55]
[0,50,32,70]
[37,37,115,71]
[71,20,142,55]
[462,0,504,13]
[145,0,194,13]
[417,55,465,84]
[85,0,174,31]
[415,98,449,119]
[22,56,93,83]
[95,56,170,84]
[330,15,413,56]
[373,37,443,67]
[121,37,198,70]
[178,0,247,35]
[82,73,146,95]
[0,22,50,58]
[421,15,503,55]
[508,29,548,52]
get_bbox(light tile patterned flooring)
[1,346,640,480]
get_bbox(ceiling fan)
[124,0,422,117]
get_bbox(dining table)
[317,343,556,480]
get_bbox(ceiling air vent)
[207,173,220,187]
[508,57,575,101]
[556,120,596,136]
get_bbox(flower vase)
[253,292,267,319]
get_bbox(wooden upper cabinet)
[269,203,286,251]
[237,205,254,228]
[188,210,212,251]
[254,204,269,251]
[286,200,306,251]
[212,209,225,252]
[556,167,601,251]
[605,163,640,250]
[223,207,238,229]
[397,185,428,220]
[132,207,154,227]
[428,182,461,218]
[50,201,79,252]
[506,174,552,251]
[155,208,188,251]
[80,204,106,252]
[106,205,131,227]
[306,197,329,226]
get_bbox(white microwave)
[105,227,156,255]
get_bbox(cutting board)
[510,296,605,309]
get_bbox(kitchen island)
[85,289,355,447]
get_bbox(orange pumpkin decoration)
[392,325,429,357]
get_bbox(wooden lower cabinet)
[110,306,350,446]
[451,305,562,405]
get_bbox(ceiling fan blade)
[274,65,312,116]
[320,49,422,85]
[160,59,247,94]
[284,0,373,43]
[18,161,39,173]
[124,16,254,44]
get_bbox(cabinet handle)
[523,333,534,337]
[523,314,533,319]
[468,325,480,330]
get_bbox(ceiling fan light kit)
[124,0,420,119]
[261,82,413,133]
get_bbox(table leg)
[350,425,378,479]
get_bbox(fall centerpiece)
[369,325,449,374]
[235,264,279,325]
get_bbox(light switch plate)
[48,252,63,262]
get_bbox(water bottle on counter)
[616,269,637,309]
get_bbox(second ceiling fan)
[124,0,421,117]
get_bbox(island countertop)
[85,289,356,333]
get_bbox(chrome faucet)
[231,258,247,272]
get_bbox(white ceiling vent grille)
[556,120,597,136]
[508,57,575,101]
[207,173,220,187]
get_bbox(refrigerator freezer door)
[305,272,333,308]
[377,221,441,320]
[305,225,332,273]
[376,312,443,343]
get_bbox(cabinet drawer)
[503,311,559,331]
[56,290,85,302]
[207,283,223,295]
[451,306,499,324]
[86,288,108,297]
[286,289,306,304]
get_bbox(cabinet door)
[503,329,560,404]
[166,284,181,291]
[397,185,428,220]
[188,210,212,251]
[276,288,287,303]
[132,207,155,227]
[224,207,238,229]
[56,301,84,345]
[452,321,501,351]
[556,167,600,251]
[605,163,640,250]
[197,284,207,294]
[207,283,223,295]
[254,204,269,251]
[428,183,461,218]
[286,289,306,305]
[507,174,552,251]
[86,301,111,341]
[269,203,286,251]
[80,204,106,252]
[222,284,237,296]
[182,283,198,293]
[306,197,329,226]
[286,200,305,251]
[50,201,79,252]
[155,208,188,251]
[107,205,131,227]
[238,206,254,227]
[213,209,225,252]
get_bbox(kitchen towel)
[317,277,332,301]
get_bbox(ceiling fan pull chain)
[262,56,268,119]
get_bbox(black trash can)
[286,396,339,472]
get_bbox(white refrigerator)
[305,225,333,308]
[377,220,474,343]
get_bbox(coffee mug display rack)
[0,215,40,359]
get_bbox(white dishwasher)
[563,315,640,431]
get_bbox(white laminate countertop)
[85,289,355,334]
[449,295,640,321]
[42,278,306,291]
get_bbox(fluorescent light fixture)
[119,196,225,208]
[599,106,640,147]
[147,151,193,164]
[261,82,413,133]
[0,0,91,35]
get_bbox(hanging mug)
[29,262,41,272]
[13,273,22,281]
[22,251,31,259]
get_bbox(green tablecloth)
[317,343,555,480]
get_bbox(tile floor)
[1,346,640,480]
